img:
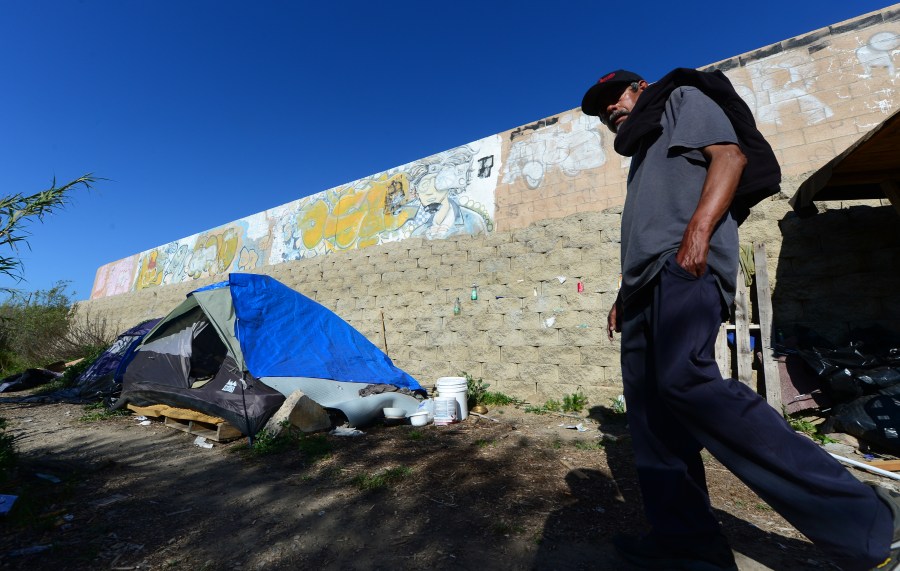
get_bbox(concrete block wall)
[79,209,627,405]
[725,174,900,347]
[77,191,900,405]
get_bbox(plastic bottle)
[453,297,461,315]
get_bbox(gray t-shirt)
[620,86,740,306]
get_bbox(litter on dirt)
[193,436,213,449]
[330,426,365,437]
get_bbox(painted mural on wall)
[501,112,606,189]
[733,52,835,127]
[727,24,900,129]
[91,137,499,299]
[90,253,139,299]
[272,142,496,263]
[857,31,900,78]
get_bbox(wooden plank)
[754,243,783,411]
[866,459,900,472]
[734,265,754,389]
[715,322,730,379]
[164,416,243,442]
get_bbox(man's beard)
[608,109,629,133]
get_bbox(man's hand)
[675,229,711,277]
[607,295,622,341]
[676,143,746,277]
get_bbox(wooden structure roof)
[791,107,900,216]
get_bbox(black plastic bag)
[826,392,900,454]
[797,341,900,403]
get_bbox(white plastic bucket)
[433,397,458,425]
[436,376,469,421]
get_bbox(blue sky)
[0,0,893,301]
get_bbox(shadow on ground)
[0,401,835,570]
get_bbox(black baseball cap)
[581,69,644,116]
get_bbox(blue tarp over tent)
[227,273,422,391]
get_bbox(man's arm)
[675,143,747,277]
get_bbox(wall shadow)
[771,204,900,347]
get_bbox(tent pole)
[380,311,389,357]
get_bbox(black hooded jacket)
[613,68,781,224]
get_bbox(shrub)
[464,371,488,408]
[0,282,116,377]
[562,391,588,413]
[481,391,524,407]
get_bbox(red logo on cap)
[599,72,616,84]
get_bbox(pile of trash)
[788,328,900,454]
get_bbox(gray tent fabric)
[118,300,283,437]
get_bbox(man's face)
[599,80,647,134]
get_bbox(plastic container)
[383,407,405,418]
[409,412,429,426]
[435,376,469,421]
[416,398,435,422]
[433,397,459,425]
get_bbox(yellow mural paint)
[298,200,328,250]
[294,174,413,252]
[135,250,163,290]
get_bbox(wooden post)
[753,243,783,411]
[734,266,754,389]
[380,310,389,357]
[715,323,730,379]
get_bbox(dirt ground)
[0,398,890,571]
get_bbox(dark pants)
[620,257,892,571]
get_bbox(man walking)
[581,69,900,571]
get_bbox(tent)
[0,318,163,403]
[66,318,161,400]
[116,273,423,436]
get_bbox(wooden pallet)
[164,416,243,442]
[714,242,783,411]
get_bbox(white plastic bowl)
[383,407,405,418]
[409,412,429,426]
